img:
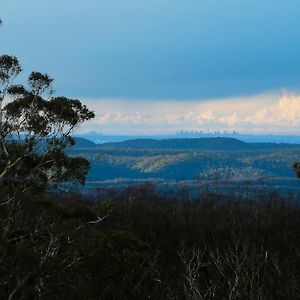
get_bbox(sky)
[1,0,300,134]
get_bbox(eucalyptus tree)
[0,18,97,299]
[0,57,95,202]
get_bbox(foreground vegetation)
[1,186,300,299]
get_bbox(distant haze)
[81,92,300,135]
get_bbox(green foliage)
[69,145,300,187]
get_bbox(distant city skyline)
[80,92,300,135]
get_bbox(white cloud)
[80,91,300,134]
[244,94,300,127]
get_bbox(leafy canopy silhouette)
[0,54,94,201]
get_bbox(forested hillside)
[69,138,300,192]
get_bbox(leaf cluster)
[0,55,95,197]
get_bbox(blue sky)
[2,0,300,134]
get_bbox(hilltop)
[94,137,300,152]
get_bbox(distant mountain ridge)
[74,132,300,144]
[95,137,300,151]
[73,137,97,148]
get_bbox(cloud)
[218,113,239,126]
[80,92,300,134]
[244,93,300,127]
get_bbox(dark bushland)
[1,186,300,299]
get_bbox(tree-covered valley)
[69,138,300,194]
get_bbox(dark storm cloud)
[1,0,300,99]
